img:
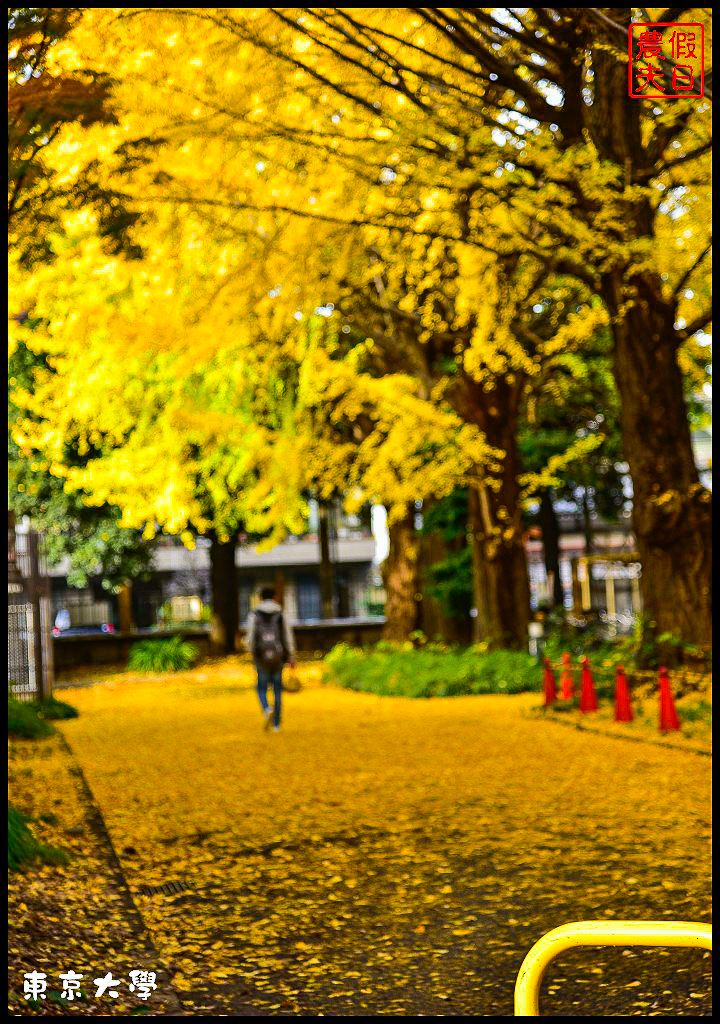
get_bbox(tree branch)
[672,239,712,299]
[678,305,713,340]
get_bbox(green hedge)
[35,697,79,720]
[128,636,199,673]
[8,698,55,738]
[8,803,69,871]
[324,643,539,698]
[8,696,78,738]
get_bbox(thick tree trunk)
[117,582,134,634]
[318,502,335,620]
[538,489,564,609]
[586,25,712,650]
[602,272,712,648]
[456,376,531,649]
[382,504,421,642]
[209,531,240,654]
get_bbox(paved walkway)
[55,662,711,1016]
[8,732,185,1016]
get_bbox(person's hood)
[255,599,283,613]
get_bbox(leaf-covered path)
[55,661,711,1016]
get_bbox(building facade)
[48,508,382,631]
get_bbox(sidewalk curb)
[57,732,191,1016]
[524,708,712,757]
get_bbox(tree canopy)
[7,7,712,649]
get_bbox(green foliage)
[36,697,79,720]
[541,612,631,665]
[128,636,200,673]
[678,701,712,726]
[9,338,154,592]
[421,489,469,544]
[7,694,78,739]
[363,599,386,617]
[325,643,539,698]
[421,490,473,621]
[8,801,69,871]
[541,612,713,671]
[424,547,474,621]
[519,328,626,524]
[8,697,55,738]
[631,616,711,670]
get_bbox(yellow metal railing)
[514,920,712,1016]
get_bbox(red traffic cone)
[579,657,599,712]
[560,652,574,699]
[614,665,633,722]
[658,666,681,732]
[543,658,557,706]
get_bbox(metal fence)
[528,551,642,636]
[8,603,36,700]
[8,517,54,701]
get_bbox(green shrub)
[541,611,628,664]
[8,698,55,738]
[128,636,199,673]
[324,643,539,698]
[34,697,79,720]
[364,600,386,617]
[8,802,69,871]
[7,696,78,737]
[541,611,711,673]
[679,701,712,725]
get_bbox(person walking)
[245,585,296,732]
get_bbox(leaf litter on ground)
[15,658,709,1017]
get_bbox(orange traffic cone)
[579,657,599,712]
[658,666,681,732]
[543,658,557,706]
[560,651,574,699]
[614,666,633,722]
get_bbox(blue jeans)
[256,663,283,727]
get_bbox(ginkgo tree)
[74,5,709,649]
[8,210,488,645]
[8,6,165,267]
[9,327,154,593]
[9,217,310,650]
[10,7,712,652]
[332,224,614,646]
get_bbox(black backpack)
[254,610,285,670]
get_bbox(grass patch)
[8,698,55,738]
[128,636,199,673]
[8,696,79,738]
[36,696,79,720]
[8,803,69,871]
[325,643,539,698]
[679,700,712,726]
